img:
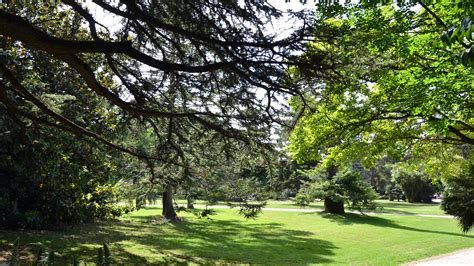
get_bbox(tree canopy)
[0,0,327,221]
[288,1,473,169]
[0,1,322,165]
[287,0,473,230]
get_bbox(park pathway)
[404,247,474,265]
[173,204,455,218]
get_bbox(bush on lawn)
[0,126,130,229]
[441,163,474,232]
[392,170,437,203]
[385,183,404,201]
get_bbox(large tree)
[0,1,335,219]
[288,1,473,227]
[288,2,473,166]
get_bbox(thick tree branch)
[48,54,243,120]
[0,10,238,73]
[448,125,474,145]
[417,0,448,29]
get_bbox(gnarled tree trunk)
[162,183,178,221]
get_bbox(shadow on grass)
[376,209,419,215]
[0,214,336,264]
[113,218,336,264]
[0,223,152,264]
[372,207,423,215]
[315,212,473,239]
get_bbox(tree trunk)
[324,197,345,214]
[186,195,194,209]
[135,197,144,210]
[162,183,178,221]
[133,177,143,210]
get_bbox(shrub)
[0,129,127,229]
[392,170,436,203]
[385,184,404,201]
[441,163,474,232]
[294,188,314,207]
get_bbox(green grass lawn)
[1,203,472,264]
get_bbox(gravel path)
[404,247,474,266]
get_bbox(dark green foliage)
[176,205,217,219]
[0,122,129,229]
[385,184,404,202]
[268,161,314,200]
[0,0,309,222]
[355,158,394,195]
[340,171,378,213]
[441,163,474,232]
[225,178,268,219]
[238,203,266,219]
[175,205,187,213]
[393,170,437,203]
